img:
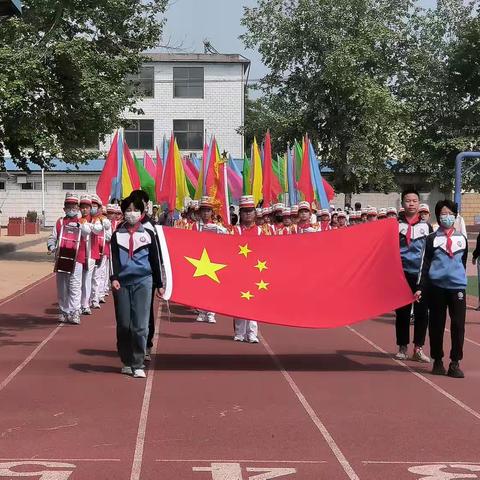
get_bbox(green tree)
[0,0,167,169]
[395,0,480,191]
[241,0,415,194]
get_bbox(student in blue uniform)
[395,189,432,362]
[415,199,467,378]
[110,195,163,378]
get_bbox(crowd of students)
[48,188,469,379]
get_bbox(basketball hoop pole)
[454,151,480,211]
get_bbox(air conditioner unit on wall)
[15,175,27,184]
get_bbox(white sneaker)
[58,313,68,323]
[133,369,146,378]
[99,297,106,304]
[144,348,151,362]
[247,336,259,344]
[91,302,101,309]
[70,313,81,325]
[121,365,132,375]
[233,335,245,342]
[104,292,110,297]
[196,313,206,322]
[395,346,408,360]
[206,313,216,324]
[412,347,430,363]
[82,307,92,315]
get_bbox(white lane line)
[259,334,360,480]
[363,461,480,464]
[445,327,480,348]
[347,326,480,422]
[0,273,54,307]
[0,324,63,393]
[155,459,327,464]
[129,302,163,480]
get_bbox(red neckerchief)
[321,220,330,231]
[441,226,455,258]
[405,214,419,246]
[126,222,141,258]
[298,221,311,230]
[241,223,256,232]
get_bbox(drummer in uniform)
[318,208,332,232]
[47,193,83,324]
[270,203,285,235]
[278,207,296,234]
[337,211,348,228]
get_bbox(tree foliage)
[0,0,167,169]
[242,0,480,193]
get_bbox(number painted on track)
[408,464,480,480]
[0,461,75,479]
[192,463,297,479]
[246,467,296,479]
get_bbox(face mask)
[91,207,98,216]
[125,211,141,225]
[439,214,455,229]
[65,210,77,218]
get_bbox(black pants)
[147,286,155,349]
[428,286,465,362]
[395,272,429,347]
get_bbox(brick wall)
[100,62,245,159]
[460,193,480,225]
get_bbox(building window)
[62,182,87,191]
[173,120,204,150]
[126,66,155,98]
[173,67,204,98]
[124,119,154,150]
[21,182,43,191]
[0,181,5,190]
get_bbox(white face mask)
[125,211,141,225]
[91,207,98,216]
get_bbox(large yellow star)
[238,244,252,258]
[241,291,254,300]
[185,248,227,284]
[255,260,268,272]
[256,280,269,291]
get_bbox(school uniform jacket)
[399,218,433,275]
[110,224,162,288]
[418,229,468,291]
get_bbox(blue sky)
[161,0,438,82]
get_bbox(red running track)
[1,277,480,479]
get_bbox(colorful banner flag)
[242,156,251,195]
[121,140,141,198]
[261,131,282,207]
[157,219,413,328]
[144,151,156,179]
[96,130,119,204]
[133,153,156,203]
[251,137,263,206]
[297,136,314,203]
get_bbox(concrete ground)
[0,230,53,301]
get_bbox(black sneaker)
[447,361,465,378]
[431,359,446,376]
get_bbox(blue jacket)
[399,218,432,275]
[418,229,468,290]
[110,224,162,287]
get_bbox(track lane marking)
[347,326,480,421]
[0,324,64,393]
[362,461,480,464]
[155,460,327,464]
[129,302,163,480]
[0,458,121,462]
[259,333,360,480]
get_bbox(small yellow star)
[256,280,269,291]
[238,244,252,258]
[185,248,227,284]
[241,291,254,300]
[255,260,268,272]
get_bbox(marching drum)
[54,223,81,274]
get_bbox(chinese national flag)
[157,219,413,329]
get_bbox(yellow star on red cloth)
[185,248,227,284]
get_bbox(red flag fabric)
[262,130,282,206]
[322,178,335,202]
[96,131,119,204]
[157,219,413,328]
[297,136,314,203]
[123,140,141,190]
[144,151,157,178]
[157,134,176,209]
